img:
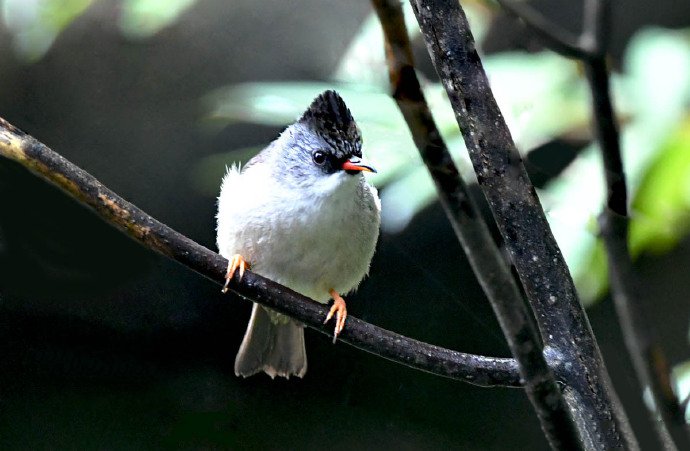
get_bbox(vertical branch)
[370,1,581,449]
[408,0,637,449]
[599,211,686,450]
[581,1,690,449]
[496,0,688,448]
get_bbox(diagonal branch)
[0,116,521,388]
[370,1,580,449]
[409,0,638,448]
[496,0,599,59]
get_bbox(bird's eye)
[312,150,327,166]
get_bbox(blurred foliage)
[565,29,690,302]
[672,360,690,423]
[198,3,690,306]
[632,119,690,254]
[2,0,94,62]
[1,0,197,61]
[2,1,689,307]
[199,4,590,230]
[119,0,196,39]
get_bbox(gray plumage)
[234,304,307,379]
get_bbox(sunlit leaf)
[630,118,690,254]
[484,53,590,150]
[380,165,436,233]
[199,18,690,293]
[549,28,690,305]
[119,0,197,39]
[2,0,93,62]
[196,82,425,199]
[672,360,690,423]
[621,28,690,190]
[333,0,492,87]
[205,82,402,128]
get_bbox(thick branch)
[0,116,521,388]
[409,0,637,449]
[371,1,580,449]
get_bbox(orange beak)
[341,157,376,174]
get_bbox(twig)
[0,116,522,388]
[370,1,580,449]
[582,0,608,57]
[496,0,595,59]
[599,212,687,450]
[408,0,637,449]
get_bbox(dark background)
[1,0,690,448]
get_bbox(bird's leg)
[221,254,250,293]
[324,289,348,343]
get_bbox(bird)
[216,90,381,379]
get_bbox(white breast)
[217,164,380,303]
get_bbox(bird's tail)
[234,303,307,379]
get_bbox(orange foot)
[221,254,250,293]
[324,289,348,343]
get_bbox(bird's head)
[272,90,375,192]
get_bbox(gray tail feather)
[234,303,307,379]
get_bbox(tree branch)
[0,116,522,388]
[408,0,637,448]
[581,0,608,57]
[500,0,689,447]
[600,212,687,450]
[579,1,690,449]
[370,1,580,449]
[496,0,598,60]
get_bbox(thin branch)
[371,1,580,449]
[579,1,690,448]
[0,116,521,388]
[496,0,597,60]
[582,0,608,56]
[585,59,626,216]
[408,0,637,449]
[600,212,687,451]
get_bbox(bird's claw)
[324,289,348,343]
[222,254,249,293]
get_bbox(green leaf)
[630,118,690,255]
[2,0,94,62]
[119,0,197,39]
[542,28,690,305]
[204,82,402,128]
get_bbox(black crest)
[299,90,362,159]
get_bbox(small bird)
[216,90,381,379]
